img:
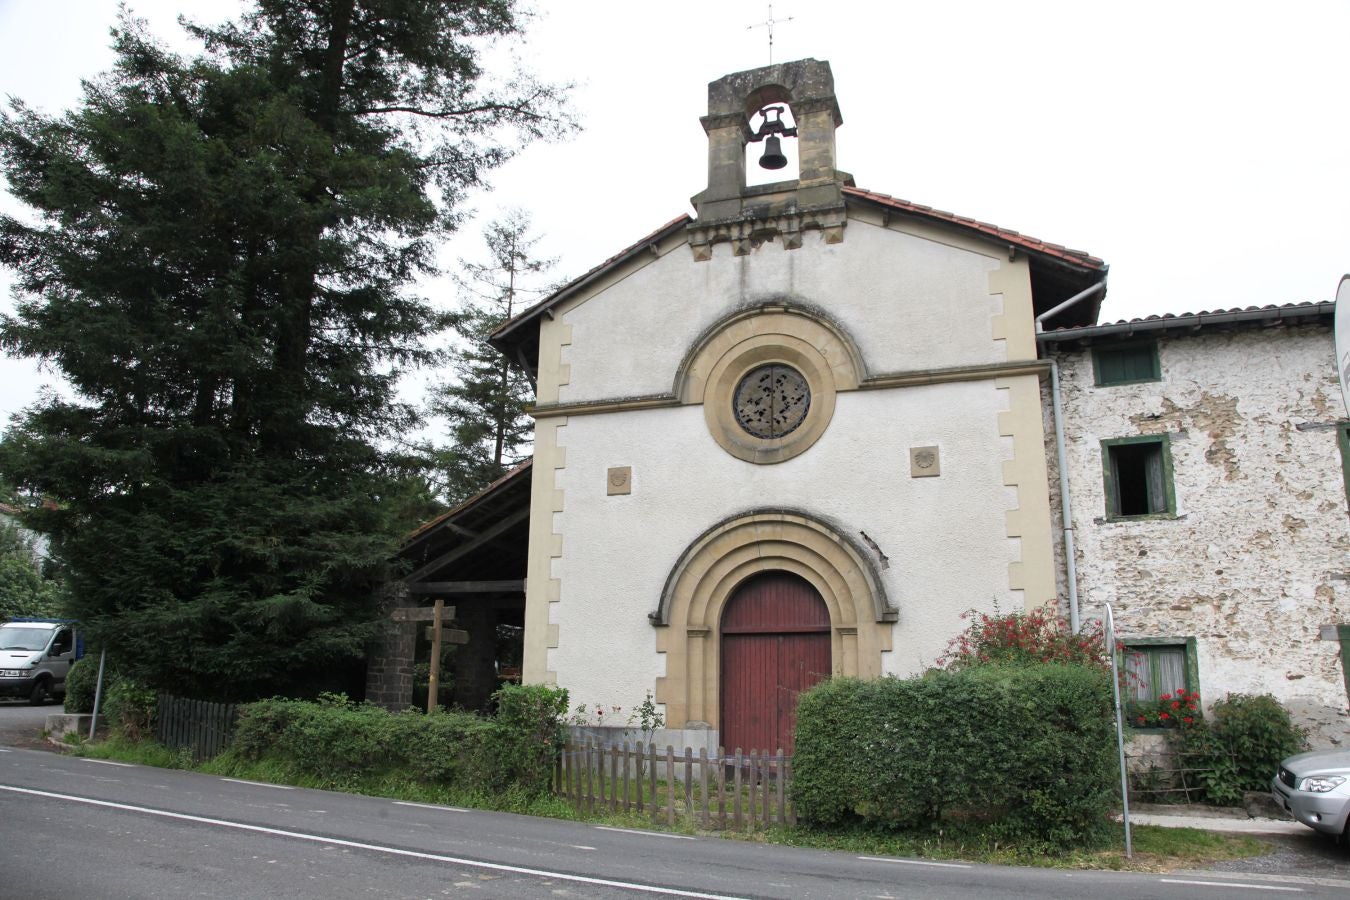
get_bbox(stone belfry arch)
[688,58,854,260]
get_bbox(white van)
[0,618,82,705]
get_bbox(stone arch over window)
[651,509,895,729]
[673,303,866,464]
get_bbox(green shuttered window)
[1093,341,1161,386]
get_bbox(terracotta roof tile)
[1090,302,1329,329]
[1039,301,1332,341]
[843,187,1106,271]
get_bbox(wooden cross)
[390,599,468,713]
[748,4,793,65]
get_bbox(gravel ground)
[1128,802,1350,882]
[1202,830,1350,880]
[0,697,62,751]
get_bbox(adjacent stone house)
[375,58,1348,751]
[1043,307,1350,744]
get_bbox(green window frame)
[1101,434,1176,519]
[1093,340,1161,386]
[1123,637,1200,727]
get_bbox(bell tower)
[688,58,852,260]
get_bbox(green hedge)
[793,665,1115,849]
[63,657,100,713]
[229,684,567,797]
[1173,693,1308,805]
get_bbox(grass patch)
[745,821,1269,871]
[73,735,195,769]
[69,738,1271,871]
[1124,825,1269,870]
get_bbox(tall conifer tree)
[0,2,570,699]
[429,210,551,503]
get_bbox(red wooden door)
[720,572,831,755]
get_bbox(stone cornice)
[527,359,1051,419]
[858,359,1051,391]
[528,394,681,419]
[687,205,848,259]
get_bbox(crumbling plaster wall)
[1046,323,1350,745]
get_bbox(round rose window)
[733,364,811,439]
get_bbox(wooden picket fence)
[156,694,238,761]
[555,740,794,830]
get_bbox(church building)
[382,58,1349,751]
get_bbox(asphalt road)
[4,746,1350,900]
[3,703,1350,898]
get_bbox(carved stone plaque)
[910,446,941,478]
[607,466,632,495]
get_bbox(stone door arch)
[652,509,894,731]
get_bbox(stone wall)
[1048,322,1350,745]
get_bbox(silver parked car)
[1272,749,1350,838]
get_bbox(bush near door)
[792,664,1115,850]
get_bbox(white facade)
[547,230,1027,713]
[556,221,1006,405]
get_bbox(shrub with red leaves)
[938,606,1115,675]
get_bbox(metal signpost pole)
[88,648,107,741]
[1105,602,1132,858]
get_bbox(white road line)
[857,855,973,870]
[0,748,11,752]
[1159,880,1303,893]
[393,801,472,813]
[0,785,745,900]
[594,826,696,840]
[220,778,295,790]
[80,759,134,768]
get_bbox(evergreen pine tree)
[0,3,570,699]
[429,210,552,503]
[0,519,62,620]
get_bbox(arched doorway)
[719,571,831,754]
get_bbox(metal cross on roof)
[748,4,793,65]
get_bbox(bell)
[759,135,788,170]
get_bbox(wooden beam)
[427,599,445,713]
[443,522,479,539]
[404,508,529,582]
[424,626,470,645]
[390,606,456,623]
[406,580,524,596]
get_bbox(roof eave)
[1037,302,1335,344]
[489,216,692,366]
[401,458,534,551]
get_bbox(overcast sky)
[1,0,1347,425]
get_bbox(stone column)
[364,583,415,711]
